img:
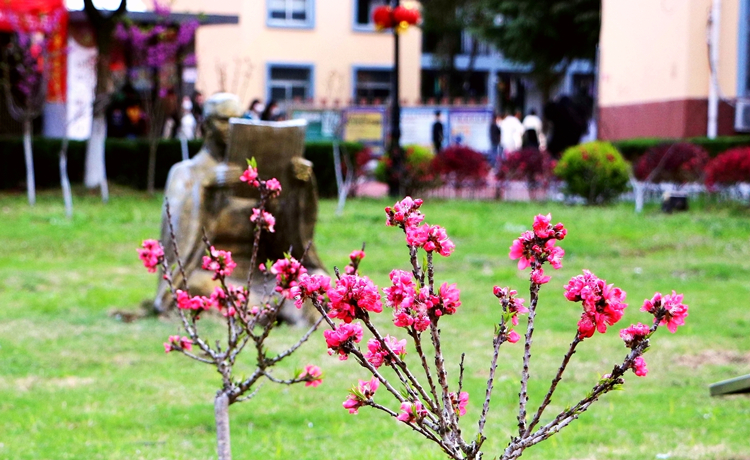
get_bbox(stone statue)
[154,93,326,326]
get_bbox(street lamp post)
[387,0,403,197]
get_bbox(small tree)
[114,2,199,194]
[138,161,324,460]
[1,8,64,206]
[294,197,688,460]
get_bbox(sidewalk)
[354,177,542,201]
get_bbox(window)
[268,65,313,102]
[354,0,386,29]
[267,0,314,28]
[354,68,392,102]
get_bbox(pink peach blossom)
[343,377,379,414]
[327,275,382,323]
[138,239,164,273]
[299,364,323,387]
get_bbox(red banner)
[0,0,64,31]
[0,0,67,103]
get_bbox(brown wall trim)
[599,99,735,140]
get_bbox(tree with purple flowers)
[113,2,199,194]
[1,7,65,207]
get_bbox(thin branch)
[525,333,582,436]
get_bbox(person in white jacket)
[500,111,524,153]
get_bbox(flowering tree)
[114,2,199,194]
[138,160,323,460]
[1,8,65,206]
[294,197,688,460]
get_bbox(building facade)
[598,0,744,140]
[171,0,422,109]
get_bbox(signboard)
[343,107,385,145]
[448,109,493,152]
[292,109,343,141]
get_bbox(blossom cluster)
[344,250,366,275]
[641,291,689,333]
[250,208,276,233]
[290,273,331,309]
[271,256,307,299]
[509,213,566,271]
[385,196,424,228]
[175,285,247,317]
[564,270,627,339]
[365,335,406,368]
[386,197,455,257]
[163,335,192,353]
[201,246,237,280]
[328,275,383,323]
[298,364,324,388]
[397,400,428,423]
[343,377,379,414]
[324,322,363,360]
[138,239,165,273]
[492,286,528,343]
[449,391,469,417]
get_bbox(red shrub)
[432,145,489,186]
[497,148,557,189]
[704,147,750,189]
[633,143,709,183]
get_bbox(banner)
[448,109,493,152]
[343,107,385,145]
[400,107,446,149]
[292,109,343,141]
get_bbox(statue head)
[202,93,243,157]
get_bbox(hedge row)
[612,136,750,161]
[0,137,363,197]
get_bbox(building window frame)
[352,65,393,102]
[738,0,750,97]
[352,0,387,32]
[266,62,315,104]
[266,0,315,29]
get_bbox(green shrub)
[374,144,438,195]
[303,141,365,198]
[613,136,750,161]
[554,141,630,204]
[0,137,361,197]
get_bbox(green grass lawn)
[1,188,749,460]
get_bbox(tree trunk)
[85,113,109,203]
[214,392,232,460]
[59,136,73,219]
[23,119,36,206]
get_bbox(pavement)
[355,177,545,201]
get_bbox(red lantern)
[406,7,420,25]
[392,5,420,29]
[372,5,394,30]
[392,5,410,25]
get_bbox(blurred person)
[432,110,444,154]
[260,100,281,121]
[544,96,587,159]
[178,96,196,140]
[243,99,264,120]
[191,90,204,137]
[522,109,544,150]
[500,111,523,153]
[489,112,502,167]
